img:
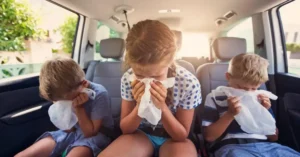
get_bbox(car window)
[225,17,254,53]
[280,0,300,76]
[94,22,121,60]
[0,0,79,79]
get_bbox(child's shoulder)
[122,68,133,79]
[89,82,108,95]
[175,65,200,87]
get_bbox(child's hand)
[131,80,145,106]
[72,93,89,109]
[227,96,242,117]
[258,94,271,109]
[150,81,167,111]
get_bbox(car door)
[0,0,82,156]
[269,0,300,151]
[0,75,55,156]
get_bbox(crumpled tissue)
[212,86,278,135]
[48,88,96,130]
[130,76,175,125]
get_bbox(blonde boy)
[202,54,300,157]
[15,58,113,157]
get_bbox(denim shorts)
[215,142,300,157]
[36,130,111,157]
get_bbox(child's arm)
[161,105,194,141]
[150,82,199,142]
[64,127,76,133]
[120,100,142,134]
[73,93,102,138]
[75,108,102,137]
[203,96,241,142]
[258,94,279,141]
[120,80,144,134]
[267,128,279,141]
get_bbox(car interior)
[1,0,300,156]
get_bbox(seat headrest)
[100,38,125,59]
[212,37,246,61]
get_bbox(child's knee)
[14,151,27,157]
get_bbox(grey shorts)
[36,130,111,157]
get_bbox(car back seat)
[195,37,267,155]
[177,59,196,75]
[86,38,125,136]
[86,38,197,135]
[197,37,267,106]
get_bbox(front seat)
[86,38,125,137]
[177,59,196,75]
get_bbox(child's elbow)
[204,134,217,143]
[120,122,135,134]
[83,131,97,138]
[171,131,189,142]
[268,134,278,142]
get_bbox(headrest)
[172,30,182,50]
[100,38,125,59]
[212,37,246,61]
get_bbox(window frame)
[270,0,298,75]
[47,0,82,60]
[275,0,295,73]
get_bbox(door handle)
[0,101,51,125]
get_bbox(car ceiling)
[51,0,286,34]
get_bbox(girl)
[98,20,201,157]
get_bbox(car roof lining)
[51,0,286,33]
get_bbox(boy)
[202,53,300,157]
[15,58,113,157]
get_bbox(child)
[98,20,201,157]
[202,53,300,157]
[15,58,114,157]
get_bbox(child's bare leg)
[14,136,56,157]
[66,146,93,157]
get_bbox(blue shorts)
[36,130,111,157]
[215,142,300,157]
[140,131,168,156]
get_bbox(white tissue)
[212,86,277,135]
[130,76,175,125]
[48,88,96,130]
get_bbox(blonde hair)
[125,19,177,105]
[228,53,269,85]
[39,58,85,101]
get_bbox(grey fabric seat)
[86,38,196,140]
[177,59,196,75]
[195,37,266,134]
[86,38,125,133]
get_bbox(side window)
[94,22,121,60]
[280,0,300,76]
[226,18,254,53]
[0,0,78,79]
